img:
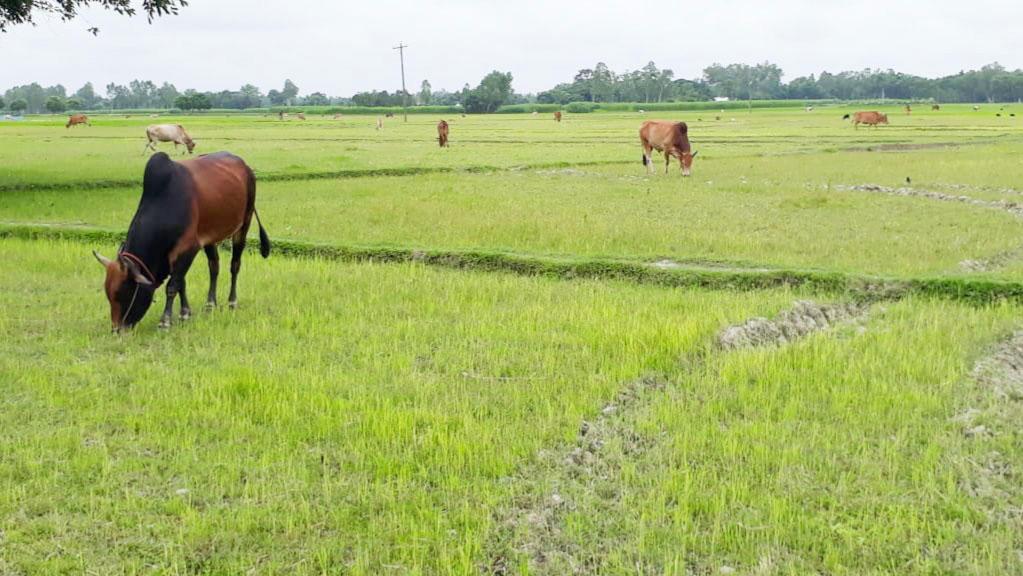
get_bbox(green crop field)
[3,104,1023,575]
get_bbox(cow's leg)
[227,234,248,309]
[142,139,153,155]
[642,145,654,174]
[664,152,671,175]
[159,248,198,328]
[204,244,220,310]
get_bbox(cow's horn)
[93,250,112,266]
[691,151,699,158]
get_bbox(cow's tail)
[247,168,271,258]
[254,209,271,258]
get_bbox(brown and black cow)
[66,114,90,128]
[437,120,449,147]
[554,111,562,123]
[94,152,271,331]
[639,120,697,176]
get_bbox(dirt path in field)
[717,300,870,349]
[834,183,1023,273]
[954,332,1023,527]
[483,300,871,575]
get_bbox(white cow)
[143,124,195,155]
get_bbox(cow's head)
[185,137,196,154]
[880,114,889,124]
[681,150,698,177]
[94,251,154,331]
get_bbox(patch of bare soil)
[959,246,1023,273]
[954,332,1023,527]
[834,184,1023,219]
[717,301,869,350]
[484,375,669,575]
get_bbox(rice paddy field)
[2,104,1023,574]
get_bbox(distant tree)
[191,92,211,110]
[45,95,66,113]
[10,98,27,113]
[156,82,179,108]
[267,89,285,106]
[281,79,299,105]
[303,91,329,106]
[1,0,188,33]
[418,79,432,105]
[464,71,513,113]
[174,94,192,110]
[238,84,262,108]
[74,82,98,108]
[0,96,4,110]
[65,97,81,110]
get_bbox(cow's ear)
[119,257,153,286]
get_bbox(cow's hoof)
[180,309,192,321]
[228,300,238,310]
[205,301,217,311]
[158,319,172,329]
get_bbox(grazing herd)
[51,104,1000,330]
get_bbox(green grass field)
[2,104,1023,574]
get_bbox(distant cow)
[849,111,888,129]
[904,104,912,115]
[66,114,90,128]
[333,114,342,119]
[296,112,306,120]
[437,120,449,147]
[973,106,981,111]
[639,120,698,177]
[278,111,288,120]
[385,112,395,118]
[143,124,196,154]
[376,118,383,130]
[805,106,814,112]
[931,104,941,111]
[554,111,562,122]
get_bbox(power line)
[393,42,409,122]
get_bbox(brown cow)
[554,111,562,123]
[639,120,697,176]
[437,120,449,147]
[66,114,90,128]
[849,111,888,129]
[93,152,270,330]
[931,104,941,111]
[295,112,306,120]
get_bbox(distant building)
[713,96,730,102]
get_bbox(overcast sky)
[3,0,1021,96]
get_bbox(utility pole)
[393,42,409,122]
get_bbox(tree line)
[5,62,1023,114]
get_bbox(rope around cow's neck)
[120,282,141,329]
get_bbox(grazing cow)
[639,120,698,177]
[385,112,395,118]
[278,111,288,120]
[333,113,343,119]
[639,109,646,113]
[973,106,981,111]
[143,124,196,154]
[296,112,306,120]
[932,104,941,111]
[904,104,912,115]
[66,114,90,128]
[376,118,383,130]
[531,111,539,116]
[554,111,562,122]
[805,106,814,112]
[849,111,888,129]
[93,152,270,331]
[437,120,449,147]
